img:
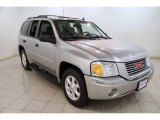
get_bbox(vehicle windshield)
[54,20,109,41]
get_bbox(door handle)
[35,43,39,47]
[23,40,26,43]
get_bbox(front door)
[34,20,57,74]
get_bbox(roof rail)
[27,16,38,19]
[27,15,80,20]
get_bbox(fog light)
[108,88,117,97]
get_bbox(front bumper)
[84,64,154,100]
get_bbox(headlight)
[146,57,151,67]
[91,61,118,77]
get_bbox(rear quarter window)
[20,21,31,36]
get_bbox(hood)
[66,39,148,62]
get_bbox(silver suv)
[18,15,154,107]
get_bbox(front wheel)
[62,68,88,107]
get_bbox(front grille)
[125,58,149,76]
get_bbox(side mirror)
[39,34,56,44]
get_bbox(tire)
[62,68,88,107]
[20,50,31,70]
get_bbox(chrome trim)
[125,58,147,76]
[117,58,151,81]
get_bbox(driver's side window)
[38,21,55,41]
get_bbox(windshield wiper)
[63,35,112,41]
[87,36,110,39]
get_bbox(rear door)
[34,20,57,74]
[26,20,40,62]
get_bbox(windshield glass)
[54,20,109,41]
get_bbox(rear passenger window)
[21,21,31,36]
[29,20,38,37]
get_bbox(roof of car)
[27,15,85,21]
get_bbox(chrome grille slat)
[127,68,149,76]
[126,61,146,66]
[125,58,148,76]
[127,67,148,74]
[126,65,147,70]
[125,60,146,65]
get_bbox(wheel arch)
[18,45,24,56]
[59,61,84,84]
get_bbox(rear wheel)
[20,50,31,70]
[62,68,88,107]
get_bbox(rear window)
[21,21,31,36]
[29,20,39,37]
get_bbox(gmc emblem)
[133,62,144,70]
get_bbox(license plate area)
[136,79,148,91]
